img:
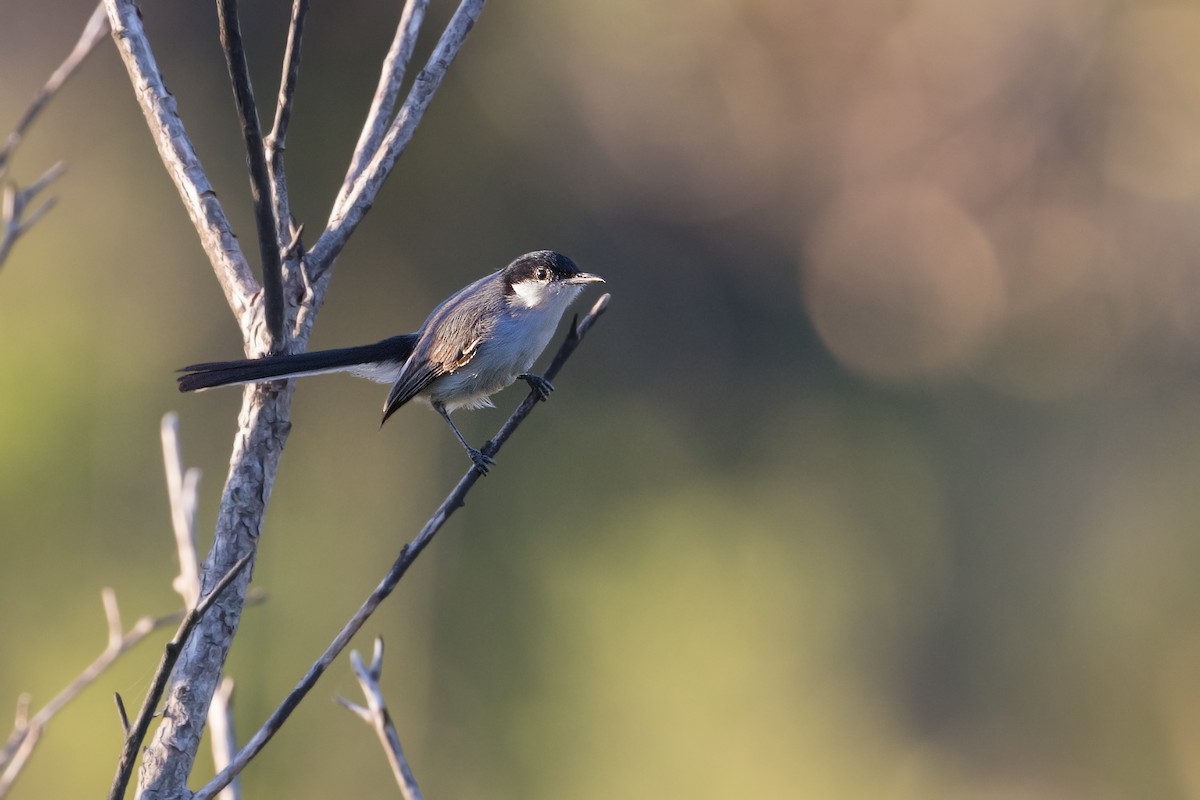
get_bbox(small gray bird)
[178,250,604,473]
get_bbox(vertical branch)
[161,413,201,609]
[160,414,241,800]
[265,0,310,316]
[107,554,254,800]
[216,0,285,349]
[207,678,241,800]
[105,3,295,798]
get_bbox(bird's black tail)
[177,334,418,392]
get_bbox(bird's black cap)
[503,251,603,289]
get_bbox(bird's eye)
[535,268,549,281]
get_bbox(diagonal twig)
[0,2,109,269]
[0,2,108,169]
[0,592,182,798]
[336,639,423,800]
[107,552,255,800]
[216,0,286,350]
[333,0,430,214]
[309,0,486,280]
[192,292,610,800]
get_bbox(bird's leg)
[435,402,495,474]
[519,373,554,402]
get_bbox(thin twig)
[107,553,255,800]
[333,0,429,213]
[0,2,108,269]
[113,694,131,735]
[105,0,259,323]
[208,678,241,800]
[216,0,285,349]
[162,412,201,609]
[309,0,486,279]
[0,726,40,800]
[266,0,310,319]
[0,594,182,798]
[268,0,308,150]
[0,162,64,267]
[0,2,108,168]
[193,292,611,800]
[336,639,423,800]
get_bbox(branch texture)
[104,0,259,323]
[108,553,253,800]
[104,3,298,796]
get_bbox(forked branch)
[0,2,108,268]
[336,639,423,800]
[0,593,182,798]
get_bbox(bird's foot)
[520,373,554,402]
[467,447,496,475]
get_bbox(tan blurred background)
[5,0,1200,797]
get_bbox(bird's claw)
[468,448,496,475]
[520,373,554,402]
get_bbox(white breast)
[427,283,583,412]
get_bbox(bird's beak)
[566,272,605,285]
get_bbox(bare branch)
[0,2,108,268]
[113,694,131,735]
[309,0,486,277]
[208,678,241,800]
[216,0,286,349]
[104,0,259,325]
[105,9,295,786]
[108,553,254,800]
[193,292,610,800]
[0,724,40,800]
[333,0,429,213]
[268,0,309,150]
[0,595,181,798]
[160,414,240,800]
[265,0,311,318]
[0,162,64,267]
[0,2,108,168]
[336,639,423,800]
[162,413,202,609]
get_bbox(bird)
[178,250,605,474]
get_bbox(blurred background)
[4,0,1200,797]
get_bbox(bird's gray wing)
[380,290,493,424]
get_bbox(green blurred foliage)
[5,0,1200,798]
